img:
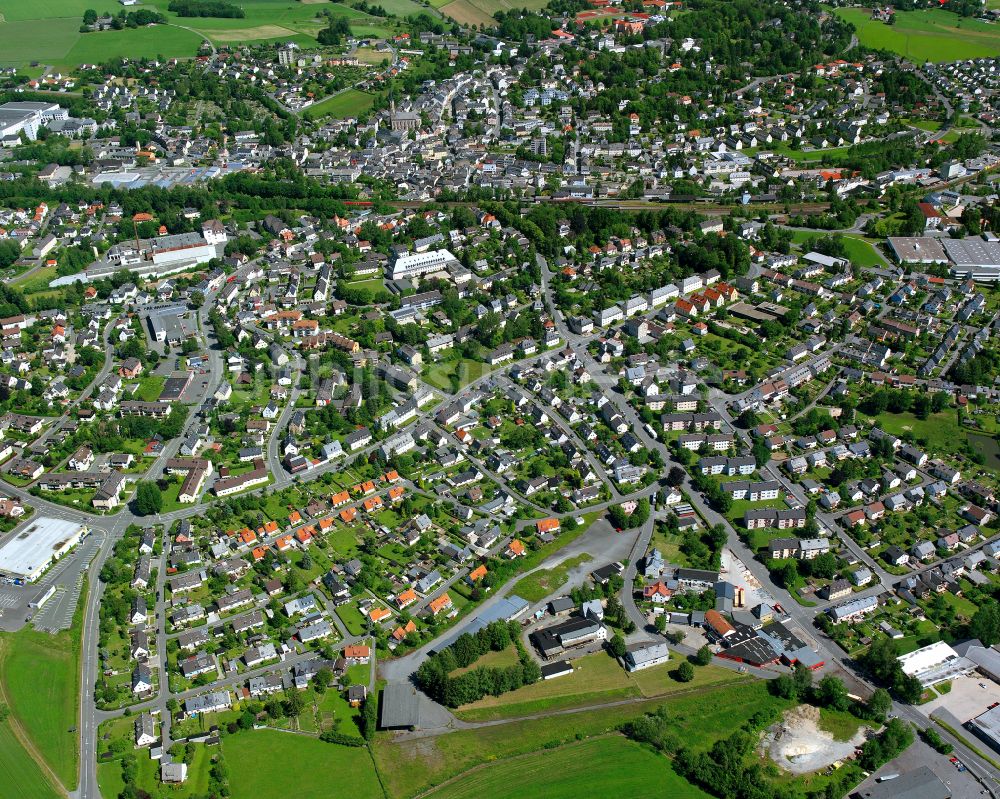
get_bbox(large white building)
[897,640,975,688]
[0,517,87,582]
[390,249,458,281]
[0,102,67,142]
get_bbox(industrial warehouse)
[0,517,87,582]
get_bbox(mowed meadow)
[0,0,422,67]
[832,6,1000,61]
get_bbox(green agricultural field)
[0,0,403,66]
[0,612,83,789]
[0,725,59,799]
[225,729,383,799]
[832,7,1000,62]
[424,735,712,799]
[302,89,377,120]
[377,679,788,799]
[438,0,547,26]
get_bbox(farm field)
[302,89,377,120]
[0,0,402,67]
[832,7,1000,62]
[225,729,383,799]
[0,614,83,789]
[438,0,547,27]
[423,735,712,799]
[0,725,59,799]
[376,679,788,799]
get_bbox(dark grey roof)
[380,682,421,729]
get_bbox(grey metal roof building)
[852,766,949,799]
[380,682,421,729]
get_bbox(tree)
[133,482,162,516]
[608,633,626,659]
[676,661,695,682]
[969,599,1000,646]
[360,696,377,741]
[693,645,712,666]
[666,466,686,487]
[813,675,850,711]
[863,688,892,722]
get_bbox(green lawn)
[424,358,491,392]
[509,553,592,603]
[301,89,376,120]
[455,657,745,722]
[424,735,711,799]
[832,6,1000,62]
[225,729,383,799]
[135,375,166,403]
[0,609,82,789]
[335,602,369,636]
[0,724,59,799]
[865,409,967,457]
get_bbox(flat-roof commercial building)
[0,102,67,142]
[851,765,949,799]
[897,640,974,688]
[147,305,198,345]
[969,704,1000,756]
[943,236,1000,280]
[886,236,948,264]
[0,517,87,582]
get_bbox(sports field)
[424,736,712,799]
[833,7,1000,61]
[0,0,402,67]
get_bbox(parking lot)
[857,735,989,799]
[920,676,1000,724]
[0,529,102,633]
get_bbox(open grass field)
[832,7,1000,62]
[302,88,377,120]
[509,553,591,603]
[0,615,82,789]
[454,657,746,722]
[791,231,885,267]
[0,0,401,66]
[376,679,788,799]
[225,729,383,799]
[423,735,712,799]
[0,725,59,799]
[424,358,491,391]
[863,409,967,456]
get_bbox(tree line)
[415,620,542,707]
